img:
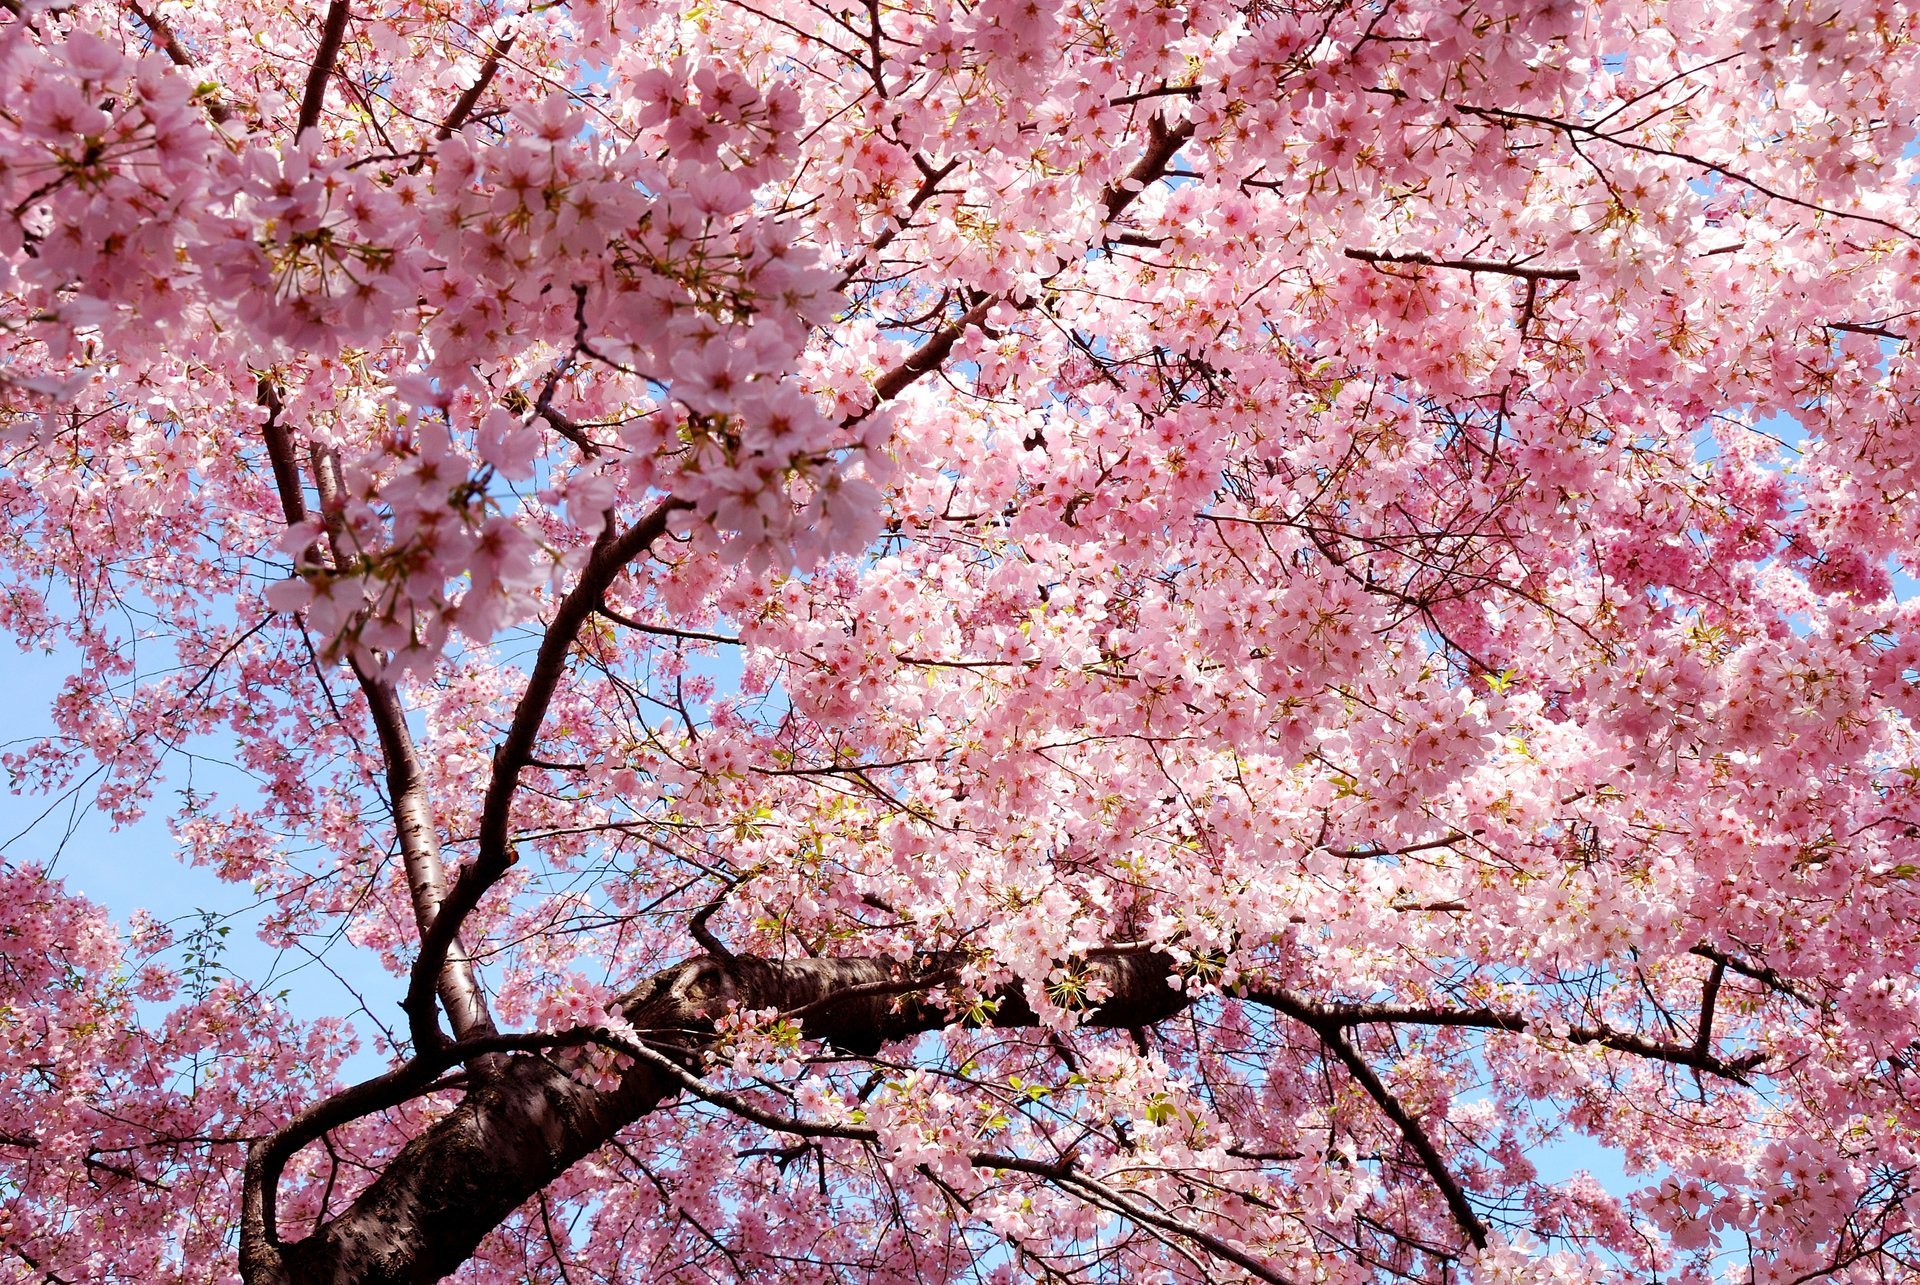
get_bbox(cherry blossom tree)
[5,0,1920,1280]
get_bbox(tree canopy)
[4,0,1920,1281]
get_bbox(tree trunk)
[242,950,1186,1285]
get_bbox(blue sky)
[0,636,397,1073]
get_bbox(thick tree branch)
[242,1029,587,1265]
[1239,987,1765,1083]
[1694,958,1726,1060]
[296,1,351,138]
[405,497,690,1046]
[1691,943,1818,1008]
[854,293,998,418]
[1100,113,1196,224]
[1250,989,1487,1249]
[245,948,1188,1285]
[1343,248,1580,281]
[351,655,500,1052]
[257,382,308,528]
[435,33,514,140]
[247,945,1788,1283]
[258,385,495,1052]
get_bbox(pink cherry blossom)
[6,1,1920,1283]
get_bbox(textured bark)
[243,949,1185,1285]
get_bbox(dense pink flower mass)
[6,0,1920,1280]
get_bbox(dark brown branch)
[7,1243,73,1285]
[296,1,351,138]
[247,948,1187,1285]
[501,355,603,458]
[534,1194,577,1285]
[1323,831,1477,861]
[83,1154,170,1191]
[347,657,499,1053]
[1344,247,1580,281]
[1691,943,1817,1007]
[596,602,740,646]
[1450,100,1919,241]
[127,1,193,65]
[436,33,514,140]
[241,1028,600,1284]
[606,1029,1293,1284]
[688,883,738,963]
[126,2,232,123]
[846,114,1197,426]
[980,1154,1296,1285]
[406,497,691,1044]
[257,382,494,1054]
[247,943,1789,1284]
[1108,83,1203,107]
[854,294,998,418]
[256,381,309,528]
[1328,1028,1486,1246]
[1829,320,1911,343]
[1240,987,1764,1083]
[1694,958,1726,1060]
[1253,991,1487,1249]
[1101,114,1198,223]
[835,156,961,289]
[534,403,599,455]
